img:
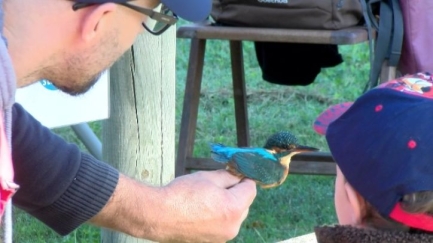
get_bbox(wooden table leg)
[176,38,207,177]
[230,40,250,147]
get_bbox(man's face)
[47,0,157,95]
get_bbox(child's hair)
[362,191,433,232]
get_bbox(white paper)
[15,72,110,129]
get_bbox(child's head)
[314,72,433,233]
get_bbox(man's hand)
[156,170,257,242]
[89,170,257,242]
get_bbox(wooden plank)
[185,152,336,175]
[177,24,368,45]
[290,161,336,175]
[277,233,318,243]
[102,27,176,242]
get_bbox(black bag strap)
[361,0,404,91]
[360,0,376,70]
[389,0,403,66]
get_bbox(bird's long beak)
[278,145,319,167]
[292,145,319,153]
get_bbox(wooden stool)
[175,23,371,177]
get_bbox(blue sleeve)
[11,103,119,235]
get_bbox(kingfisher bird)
[210,131,318,188]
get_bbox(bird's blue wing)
[231,152,285,185]
[211,151,230,163]
[210,143,278,165]
[210,143,234,163]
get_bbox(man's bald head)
[4,0,148,93]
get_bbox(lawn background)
[11,22,369,242]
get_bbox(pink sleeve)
[0,111,18,223]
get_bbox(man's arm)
[90,171,256,242]
[11,103,119,235]
[12,103,257,241]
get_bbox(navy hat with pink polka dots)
[314,72,433,232]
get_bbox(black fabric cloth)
[11,103,119,235]
[314,225,433,243]
[254,42,343,86]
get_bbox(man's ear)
[80,3,117,42]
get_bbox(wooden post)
[101,27,176,242]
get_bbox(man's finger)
[200,169,243,188]
[240,208,250,222]
[227,178,257,207]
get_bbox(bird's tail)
[209,143,230,163]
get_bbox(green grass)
[11,22,369,242]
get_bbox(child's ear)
[344,182,364,225]
[335,166,364,226]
